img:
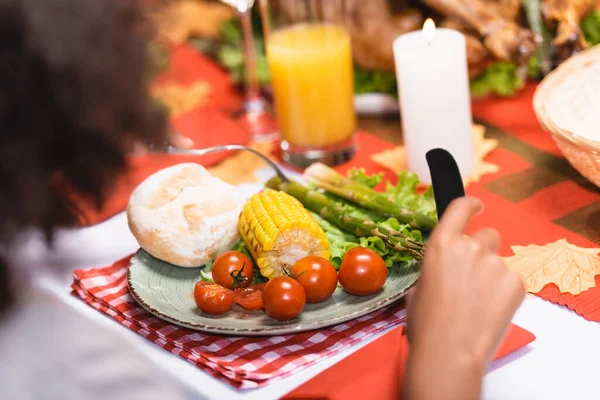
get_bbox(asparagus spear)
[266,177,425,260]
[303,163,437,232]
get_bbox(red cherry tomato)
[262,277,306,321]
[212,251,254,289]
[338,247,387,296]
[291,256,338,303]
[234,283,266,311]
[193,281,235,315]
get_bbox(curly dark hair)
[0,0,168,311]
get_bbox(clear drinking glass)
[221,0,278,142]
[260,0,356,168]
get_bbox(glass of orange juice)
[260,0,356,168]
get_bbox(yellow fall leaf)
[465,124,500,185]
[151,81,211,117]
[153,0,235,44]
[370,146,406,173]
[207,141,276,185]
[370,124,499,187]
[503,239,600,295]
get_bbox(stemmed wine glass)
[220,0,278,142]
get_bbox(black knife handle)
[426,148,466,220]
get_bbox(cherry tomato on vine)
[291,256,338,303]
[262,277,306,321]
[212,251,253,289]
[338,247,387,296]
[193,281,235,315]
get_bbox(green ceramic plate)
[127,250,419,336]
[128,249,419,336]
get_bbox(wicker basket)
[534,45,600,188]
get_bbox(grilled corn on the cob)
[238,189,330,279]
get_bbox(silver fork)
[147,143,290,183]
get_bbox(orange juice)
[267,24,356,148]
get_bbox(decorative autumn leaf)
[151,81,211,117]
[208,141,276,185]
[370,146,406,173]
[503,239,600,295]
[370,124,499,187]
[152,0,235,44]
[466,125,500,185]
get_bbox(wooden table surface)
[358,114,403,145]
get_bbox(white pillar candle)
[393,19,474,184]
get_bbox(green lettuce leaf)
[527,54,542,79]
[383,171,437,220]
[315,169,432,268]
[345,168,436,221]
[469,62,525,98]
[310,212,422,269]
[582,10,600,46]
[353,218,423,267]
[353,66,398,97]
[310,212,357,267]
[347,167,384,188]
[357,59,530,99]
[220,18,243,43]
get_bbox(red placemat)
[285,324,535,400]
[472,83,600,321]
[71,255,410,389]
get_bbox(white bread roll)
[127,163,243,267]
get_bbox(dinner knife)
[425,148,466,220]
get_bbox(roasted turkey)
[542,0,596,52]
[270,0,596,78]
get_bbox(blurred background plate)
[354,93,399,116]
[128,249,419,336]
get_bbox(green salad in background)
[470,9,600,97]
[184,7,600,100]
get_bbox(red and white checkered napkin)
[71,255,407,389]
